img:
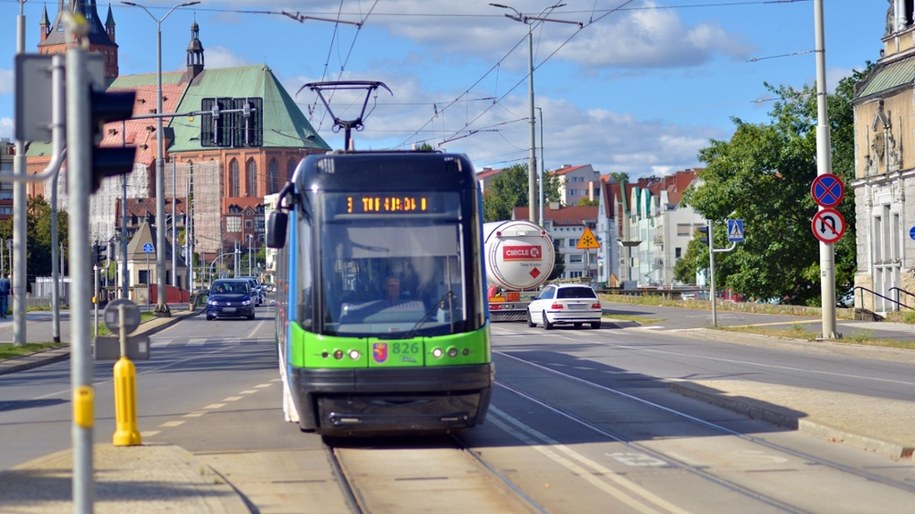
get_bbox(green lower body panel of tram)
[285,323,494,435]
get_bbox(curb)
[669,381,915,460]
[0,309,199,376]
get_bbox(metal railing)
[888,286,915,310]
[854,285,914,312]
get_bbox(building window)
[246,159,257,197]
[226,216,242,233]
[569,254,583,263]
[675,247,682,259]
[677,224,692,236]
[229,159,239,197]
[268,159,279,194]
[568,239,576,247]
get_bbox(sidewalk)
[1,309,913,513]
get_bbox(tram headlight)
[348,349,361,360]
[432,348,444,359]
[333,349,344,360]
[447,347,459,358]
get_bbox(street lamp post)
[247,234,253,277]
[123,1,200,315]
[490,3,580,226]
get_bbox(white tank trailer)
[483,220,555,321]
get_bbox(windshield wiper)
[402,290,454,340]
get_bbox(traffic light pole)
[66,33,95,514]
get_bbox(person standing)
[0,273,10,319]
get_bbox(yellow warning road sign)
[576,227,600,250]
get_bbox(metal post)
[526,23,538,225]
[248,234,253,276]
[66,31,95,514]
[13,1,27,345]
[813,0,837,339]
[94,265,99,337]
[537,106,545,226]
[154,15,167,313]
[708,220,717,327]
[123,1,200,313]
[121,173,129,298]
[172,161,177,288]
[50,54,65,343]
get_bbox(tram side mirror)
[266,210,288,249]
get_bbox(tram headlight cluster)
[431,346,470,360]
[327,349,362,360]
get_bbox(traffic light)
[697,225,709,245]
[89,87,137,194]
[91,244,106,266]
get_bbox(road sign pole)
[814,0,837,339]
[708,220,717,327]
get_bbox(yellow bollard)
[112,356,141,446]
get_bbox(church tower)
[37,1,120,80]
[186,21,205,80]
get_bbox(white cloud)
[0,69,12,95]
[0,118,12,141]
[204,46,250,69]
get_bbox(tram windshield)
[318,192,467,339]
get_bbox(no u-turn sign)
[811,208,846,244]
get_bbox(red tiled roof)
[513,205,598,226]
[550,164,588,176]
[102,76,189,166]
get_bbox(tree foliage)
[677,70,865,305]
[0,196,70,288]
[482,164,561,221]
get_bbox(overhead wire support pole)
[490,3,582,226]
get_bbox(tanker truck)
[483,220,555,321]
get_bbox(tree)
[679,71,863,305]
[0,196,69,290]
[483,164,561,221]
[483,164,527,222]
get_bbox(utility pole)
[13,0,28,345]
[123,1,201,315]
[490,3,581,226]
[813,0,837,339]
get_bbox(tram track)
[491,350,915,513]
[323,434,545,514]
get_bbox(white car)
[527,284,603,330]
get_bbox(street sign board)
[93,335,150,361]
[811,208,846,244]
[811,174,844,208]
[103,299,141,335]
[15,53,106,142]
[576,227,600,250]
[727,219,745,242]
[143,242,154,254]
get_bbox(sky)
[0,0,886,179]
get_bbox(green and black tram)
[267,151,493,435]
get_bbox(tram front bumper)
[291,364,494,435]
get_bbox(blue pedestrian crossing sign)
[727,219,744,242]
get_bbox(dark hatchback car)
[206,279,256,320]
